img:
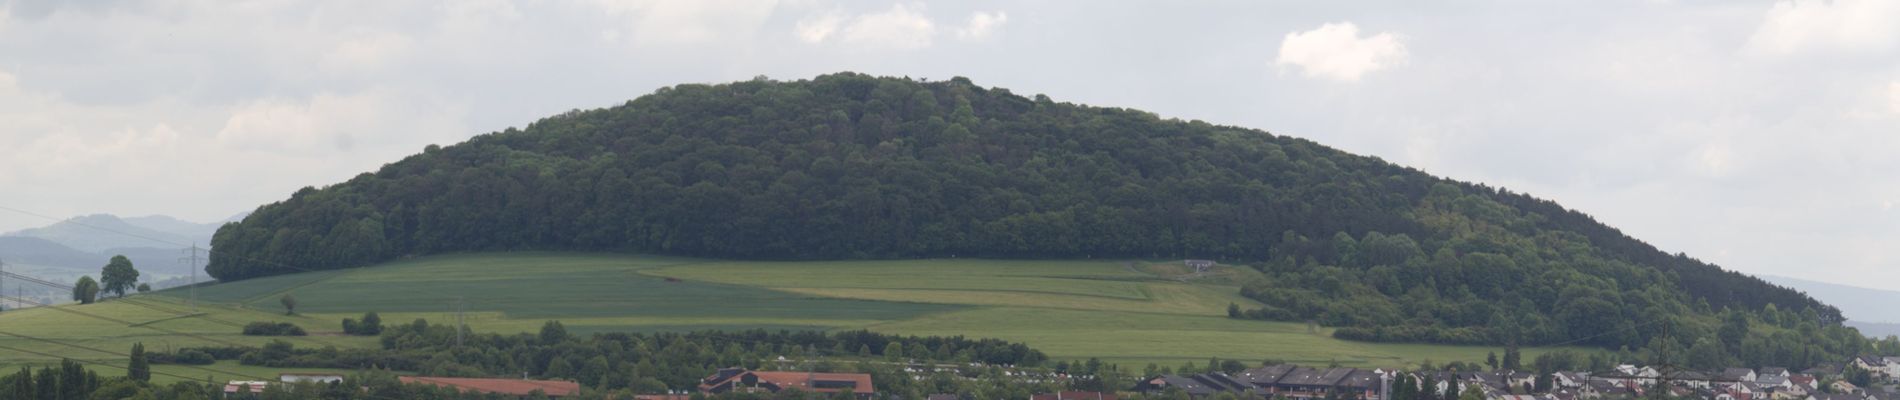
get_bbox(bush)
[242,322,307,336]
[342,312,383,336]
[148,349,215,365]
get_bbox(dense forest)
[209,73,1849,353]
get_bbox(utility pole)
[1,257,7,311]
[178,244,203,312]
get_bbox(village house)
[1722,369,1759,384]
[1552,372,1589,389]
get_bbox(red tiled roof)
[701,370,875,395]
[400,376,581,397]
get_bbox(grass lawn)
[0,252,1599,374]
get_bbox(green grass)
[0,252,1599,378]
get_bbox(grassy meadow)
[0,252,1597,379]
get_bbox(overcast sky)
[1,0,1896,289]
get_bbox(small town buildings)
[1552,372,1589,389]
[1140,365,1390,399]
[399,376,582,399]
[1722,369,1759,384]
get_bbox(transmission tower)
[178,244,204,312]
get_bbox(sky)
[0,0,1896,289]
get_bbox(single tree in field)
[100,255,140,298]
[127,342,150,382]
[280,294,298,315]
[136,283,151,293]
[72,276,101,304]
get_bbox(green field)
[0,253,1595,378]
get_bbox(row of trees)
[1221,183,1867,361]
[203,74,1833,342]
[145,319,1050,396]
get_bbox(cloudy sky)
[1,0,1896,289]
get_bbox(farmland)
[0,252,1595,379]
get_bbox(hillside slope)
[209,73,1852,357]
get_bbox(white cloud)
[321,30,415,73]
[796,3,938,50]
[592,0,780,46]
[1275,22,1408,82]
[795,10,844,43]
[955,11,1007,41]
[215,90,465,155]
[838,3,935,50]
[1745,0,1900,56]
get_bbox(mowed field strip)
[0,252,1595,379]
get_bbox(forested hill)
[209,73,1850,352]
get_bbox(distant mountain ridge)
[3,213,221,252]
[0,213,231,278]
[1759,275,1900,324]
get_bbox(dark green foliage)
[242,321,308,336]
[146,348,215,365]
[127,342,150,382]
[539,320,569,345]
[343,311,385,336]
[100,255,139,298]
[160,321,1047,396]
[204,73,1840,350]
[6,367,31,400]
[280,293,297,315]
[71,276,99,304]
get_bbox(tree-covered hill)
[208,73,1865,360]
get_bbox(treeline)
[1226,185,1873,366]
[206,73,1836,345]
[149,319,1047,394]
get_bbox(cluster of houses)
[1138,356,1900,400]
